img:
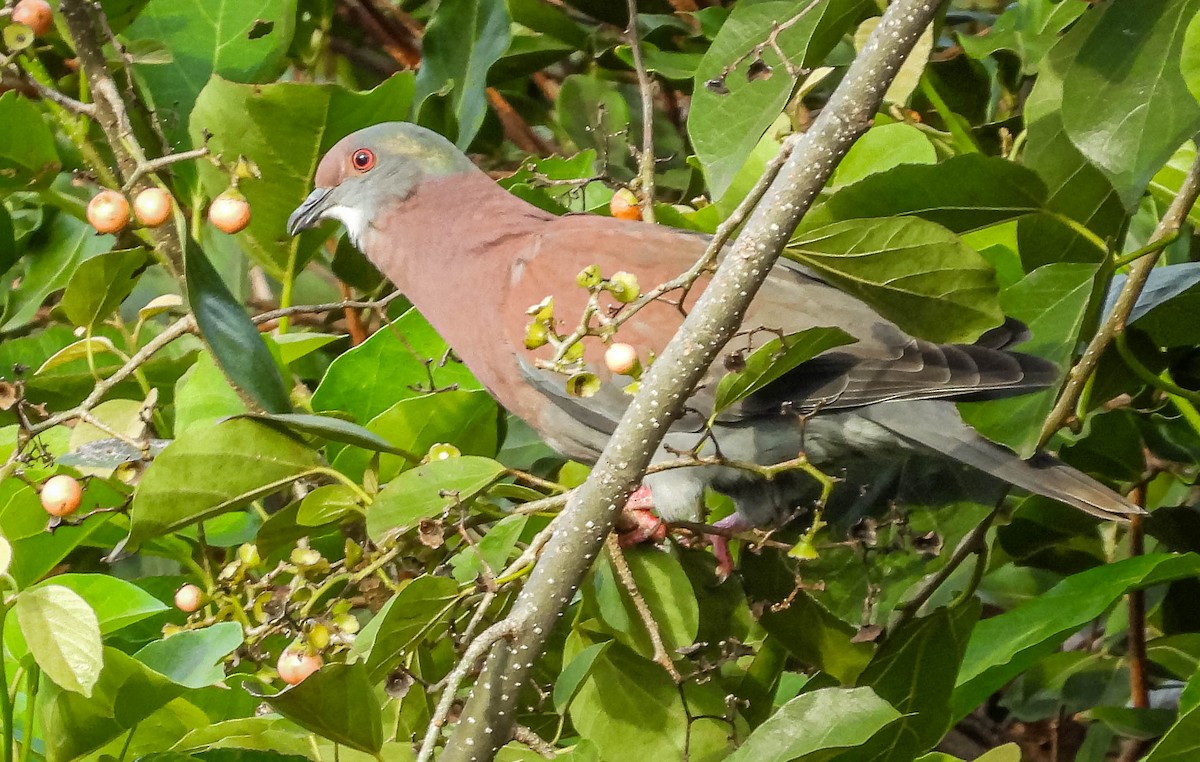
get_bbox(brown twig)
[625,0,657,222]
[1039,153,1200,446]
[606,535,681,681]
[891,507,996,632]
[1127,487,1148,710]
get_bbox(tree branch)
[438,2,948,758]
[625,0,657,222]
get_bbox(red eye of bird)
[351,149,376,171]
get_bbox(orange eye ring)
[351,149,376,171]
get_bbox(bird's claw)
[615,486,667,548]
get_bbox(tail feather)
[860,402,1145,520]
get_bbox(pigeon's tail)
[860,401,1145,521]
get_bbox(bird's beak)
[287,187,334,236]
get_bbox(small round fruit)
[605,342,639,375]
[174,584,203,613]
[86,190,130,234]
[133,187,173,227]
[208,192,251,234]
[609,188,642,221]
[40,474,82,517]
[277,650,322,685]
[12,0,53,37]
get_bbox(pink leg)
[712,513,752,582]
[615,485,667,548]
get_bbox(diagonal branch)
[437,1,949,759]
[1039,153,1200,446]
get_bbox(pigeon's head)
[286,122,475,247]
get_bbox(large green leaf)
[953,553,1200,719]
[135,621,244,688]
[589,547,699,659]
[728,686,901,762]
[1,214,113,333]
[351,575,461,682]
[786,217,1003,343]
[803,155,1049,234]
[1184,11,1200,107]
[14,574,166,638]
[173,351,248,434]
[59,248,146,329]
[16,585,103,697]
[127,0,297,144]
[845,602,980,762]
[0,91,60,190]
[689,0,868,198]
[331,390,501,482]
[1060,0,1200,208]
[189,73,415,277]
[960,262,1099,455]
[185,235,291,414]
[957,0,1087,75]
[39,647,185,762]
[366,456,506,542]
[128,418,321,547]
[413,0,511,149]
[249,662,383,754]
[312,307,482,425]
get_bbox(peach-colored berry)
[277,650,322,685]
[609,189,642,221]
[40,474,82,517]
[174,584,203,613]
[605,342,639,375]
[86,190,130,235]
[12,0,53,37]
[208,192,251,234]
[133,187,173,227]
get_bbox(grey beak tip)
[287,187,332,237]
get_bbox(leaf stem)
[17,667,36,762]
[0,604,12,762]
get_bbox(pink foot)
[711,513,752,582]
[615,486,667,548]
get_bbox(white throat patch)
[323,204,369,249]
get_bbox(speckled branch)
[58,0,184,275]
[439,2,946,759]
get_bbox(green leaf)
[16,584,103,697]
[0,204,15,277]
[366,456,506,542]
[312,307,481,425]
[331,390,500,483]
[351,575,460,682]
[831,123,937,187]
[1184,11,1200,107]
[554,641,612,713]
[960,262,1098,455]
[590,547,700,659]
[953,553,1200,719]
[848,602,981,761]
[450,513,528,583]
[728,686,902,762]
[957,0,1087,75]
[242,412,413,456]
[36,337,123,374]
[413,0,511,149]
[173,351,248,435]
[59,248,146,329]
[853,17,933,105]
[714,327,857,415]
[272,331,342,364]
[135,621,243,688]
[805,155,1049,234]
[22,574,166,636]
[128,418,321,547]
[555,74,631,178]
[1144,674,1200,761]
[189,73,415,277]
[128,0,297,145]
[249,662,384,754]
[1,214,113,333]
[1061,0,1200,208]
[0,91,60,190]
[689,0,868,198]
[786,217,1003,343]
[297,484,360,527]
[185,236,291,414]
[38,647,184,762]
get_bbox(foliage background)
[1,0,1200,760]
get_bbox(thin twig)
[121,147,210,192]
[606,535,681,681]
[512,725,555,758]
[1040,153,1200,445]
[1127,487,1148,710]
[624,0,657,223]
